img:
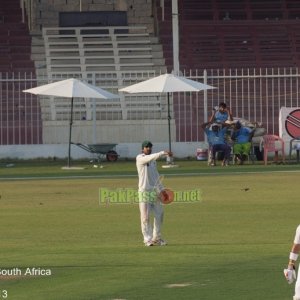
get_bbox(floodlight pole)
[172,0,179,74]
[169,0,178,166]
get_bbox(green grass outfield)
[0,160,300,299]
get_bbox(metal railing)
[0,68,299,145]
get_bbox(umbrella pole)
[166,92,175,165]
[167,92,172,152]
[67,97,74,167]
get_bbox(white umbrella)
[23,78,119,167]
[119,73,215,152]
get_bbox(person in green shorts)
[231,121,254,164]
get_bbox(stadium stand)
[156,0,300,71]
[0,0,35,73]
[1,0,300,146]
[43,26,163,75]
[39,25,167,123]
[0,0,42,145]
[153,0,300,141]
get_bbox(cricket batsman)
[136,140,172,247]
[284,225,300,299]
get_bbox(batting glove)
[284,267,297,284]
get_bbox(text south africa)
[0,268,52,276]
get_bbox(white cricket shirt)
[294,225,300,244]
[136,151,165,192]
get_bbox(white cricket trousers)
[139,200,164,243]
[294,266,300,300]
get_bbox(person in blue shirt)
[201,121,231,166]
[209,102,233,126]
[231,121,254,164]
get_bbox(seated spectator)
[209,102,233,126]
[231,121,254,164]
[201,122,231,166]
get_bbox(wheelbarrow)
[72,143,119,162]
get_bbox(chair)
[289,137,300,163]
[261,135,285,165]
